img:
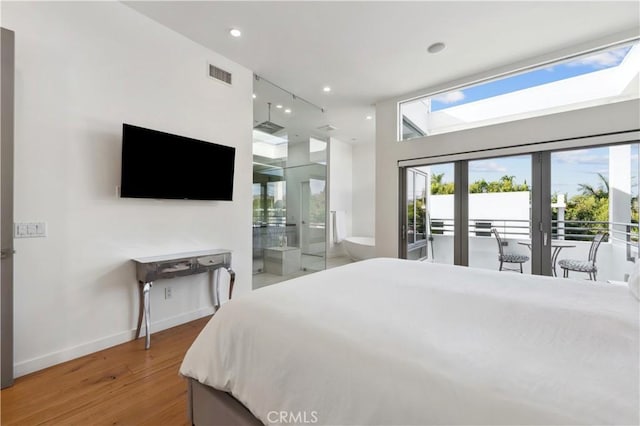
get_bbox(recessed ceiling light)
[427,42,446,54]
[323,86,331,93]
[284,109,291,114]
[229,28,242,38]
[252,93,256,99]
[276,104,283,109]
[366,115,373,120]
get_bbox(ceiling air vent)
[208,64,232,85]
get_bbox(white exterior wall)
[609,145,632,251]
[3,2,253,376]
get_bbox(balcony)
[422,218,638,281]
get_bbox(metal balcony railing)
[429,218,639,261]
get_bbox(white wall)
[328,137,352,256]
[2,2,253,376]
[351,142,375,238]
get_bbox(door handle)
[539,222,548,246]
[0,248,15,259]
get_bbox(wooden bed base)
[187,378,263,426]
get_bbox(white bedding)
[180,258,639,425]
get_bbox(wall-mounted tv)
[120,124,235,201]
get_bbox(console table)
[132,249,235,349]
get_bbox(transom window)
[399,40,639,140]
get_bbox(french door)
[467,154,535,274]
[400,139,640,282]
[403,168,428,260]
[400,154,552,275]
[401,155,547,273]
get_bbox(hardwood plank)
[0,315,211,426]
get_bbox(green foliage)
[309,188,326,225]
[430,173,454,195]
[430,173,529,195]
[566,195,609,221]
[469,175,530,193]
[577,173,609,200]
[408,198,426,236]
[560,174,610,238]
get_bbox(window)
[400,140,640,281]
[399,40,639,140]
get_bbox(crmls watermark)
[267,410,319,424]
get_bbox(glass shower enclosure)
[252,76,329,289]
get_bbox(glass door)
[252,76,330,289]
[402,164,455,263]
[300,176,326,272]
[467,155,532,273]
[399,138,639,280]
[405,168,428,260]
[550,143,639,281]
[426,163,455,264]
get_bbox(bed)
[180,258,639,425]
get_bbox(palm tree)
[430,173,445,194]
[577,173,609,199]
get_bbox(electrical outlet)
[165,286,172,299]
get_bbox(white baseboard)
[14,306,215,378]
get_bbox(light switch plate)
[14,222,47,238]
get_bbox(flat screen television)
[120,124,235,201]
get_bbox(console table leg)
[143,281,152,350]
[135,281,145,339]
[227,267,235,300]
[213,268,221,311]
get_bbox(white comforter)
[180,258,639,425]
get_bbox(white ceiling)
[125,1,640,144]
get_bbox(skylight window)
[399,40,639,140]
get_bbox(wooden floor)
[0,316,211,426]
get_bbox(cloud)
[552,149,608,166]
[469,161,507,173]
[433,90,465,104]
[566,47,629,69]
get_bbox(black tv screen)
[120,124,235,201]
